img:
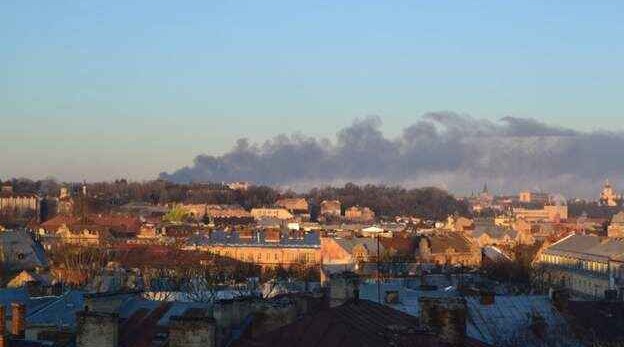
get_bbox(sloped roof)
[567,300,624,344]
[187,230,321,248]
[233,299,485,347]
[275,198,309,211]
[425,232,475,254]
[544,234,624,261]
[466,295,577,346]
[612,211,624,225]
[380,235,417,255]
[26,290,85,327]
[0,229,48,270]
[333,237,384,255]
[471,220,515,240]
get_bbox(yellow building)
[185,230,321,268]
[600,180,620,207]
[250,208,293,220]
[0,184,40,218]
[537,234,624,298]
[513,205,567,222]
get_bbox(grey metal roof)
[26,290,85,328]
[332,237,384,254]
[0,229,48,270]
[544,234,624,261]
[466,296,579,346]
[186,230,320,248]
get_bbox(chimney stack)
[419,297,467,346]
[550,288,569,312]
[76,311,119,347]
[0,305,6,347]
[11,302,26,339]
[328,272,359,307]
[169,315,216,347]
[479,290,495,305]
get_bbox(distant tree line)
[3,178,468,221]
[307,183,469,220]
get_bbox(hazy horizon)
[2,1,623,197]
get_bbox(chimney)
[0,305,5,347]
[169,315,216,347]
[605,289,618,301]
[530,311,547,339]
[480,290,495,305]
[1,184,12,194]
[419,297,467,346]
[11,302,26,339]
[76,311,119,347]
[550,288,569,312]
[328,272,359,307]
[385,290,399,304]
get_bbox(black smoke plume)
[160,113,624,197]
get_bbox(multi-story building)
[57,187,74,216]
[417,232,481,266]
[344,206,375,222]
[320,237,384,265]
[518,191,550,204]
[320,200,341,217]
[513,204,568,222]
[275,198,309,216]
[600,180,620,207]
[608,212,624,238]
[185,230,321,268]
[0,183,40,220]
[536,234,624,298]
[250,208,293,220]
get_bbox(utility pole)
[377,233,381,303]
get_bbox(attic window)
[17,253,25,260]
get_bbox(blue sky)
[1,1,623,182]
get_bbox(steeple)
[482,182,489,194]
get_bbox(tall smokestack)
[11,302,26,339]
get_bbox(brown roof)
[207,205,252,218]
[380,234,417,255]
[234,299,487,347]
[40,215,80,229]
[276,198,309,212]
[40,214,141,235]
[426,232,475,254]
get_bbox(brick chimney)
[328,272,359,307]
[419,297,467,346]
[550,288,569,312]
[76,311,119,347]
[169,315,216,347]
[479,290,495,305]
[11,302,26,339]
[385,290,400,304]
[0,305,5,347]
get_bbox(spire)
[482,182,489,194]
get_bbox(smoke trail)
[160,113,624,197]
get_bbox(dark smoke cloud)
[160,113,624,197]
